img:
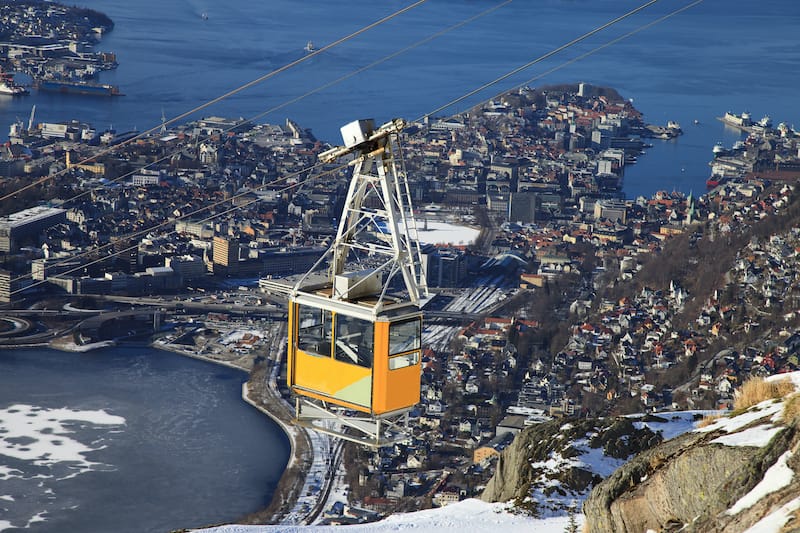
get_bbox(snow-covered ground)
[416,221,480,247]
[218,329,265,345]
[195,499,579,533]
[422,324,461,352]
[442,276,509,314]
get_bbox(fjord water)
[1,1,799,530]
[0,0,798,198]
[0,347,289,532]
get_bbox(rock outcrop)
[584,393,800,532]
[481,416,665,515]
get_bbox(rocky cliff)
[583,375,800,532]
[480,414,682,515]
[481,375,800,532]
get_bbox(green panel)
[334,375,372,408]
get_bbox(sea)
[1,0,799,530]
[0,346,290,533]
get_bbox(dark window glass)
[334,314,374,368]
[297,305,332,357]
[389,319,421,355]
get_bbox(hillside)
[474,374,800,533]
[195,499,576,533]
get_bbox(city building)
[424,248,468,288]
[0,206,66,252]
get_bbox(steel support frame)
[294,397,411,448]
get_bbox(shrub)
[733,377,796,412]
[782,392,800,423]
[696,413,723,428]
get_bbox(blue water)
[0,347,289,533]
[1,0,798,198]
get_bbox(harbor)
[0,2,120,98]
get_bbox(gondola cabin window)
[297,305,332,357]
[388,318,421,370]
[334,314,374,368]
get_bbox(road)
[98,295,286,317]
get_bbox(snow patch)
[573,440,627,478]
[219,329,264,345]
[710,424,783,448]
[742,496,800,533]
[194,499,579,533]
[727,450,794,515]
[0,465,21,480]
[694,401,784,435]
[0,404,125,479]
[417,221,480,246]
[765,371,800,391]
[630,412,702,441]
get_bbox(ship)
[718,111,752,129]
[0,71,28,95]
[706,175,725,188]
[35,79,122,96]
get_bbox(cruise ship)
[719,111,752,128]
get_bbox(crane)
[27,104,36,133]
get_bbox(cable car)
[287,118,428,447]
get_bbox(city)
[2,1,800,532]
[3,74,800,522]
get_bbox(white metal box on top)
[340,119,375,148]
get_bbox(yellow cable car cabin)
[288,300,422,416]
[285,118,428,446]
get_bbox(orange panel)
[371,320,421,415]
[287,302,297,387]
[372,320,390,413]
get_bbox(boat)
[35,79,122,96]
[706,175,726,188]
[0,71,28,95]
[305,41,315,52]
[719,111,752,129]
[201,12,208,20]
[667,120,682,132]
[0,79,28,96]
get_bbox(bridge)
[77,308,164,342]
